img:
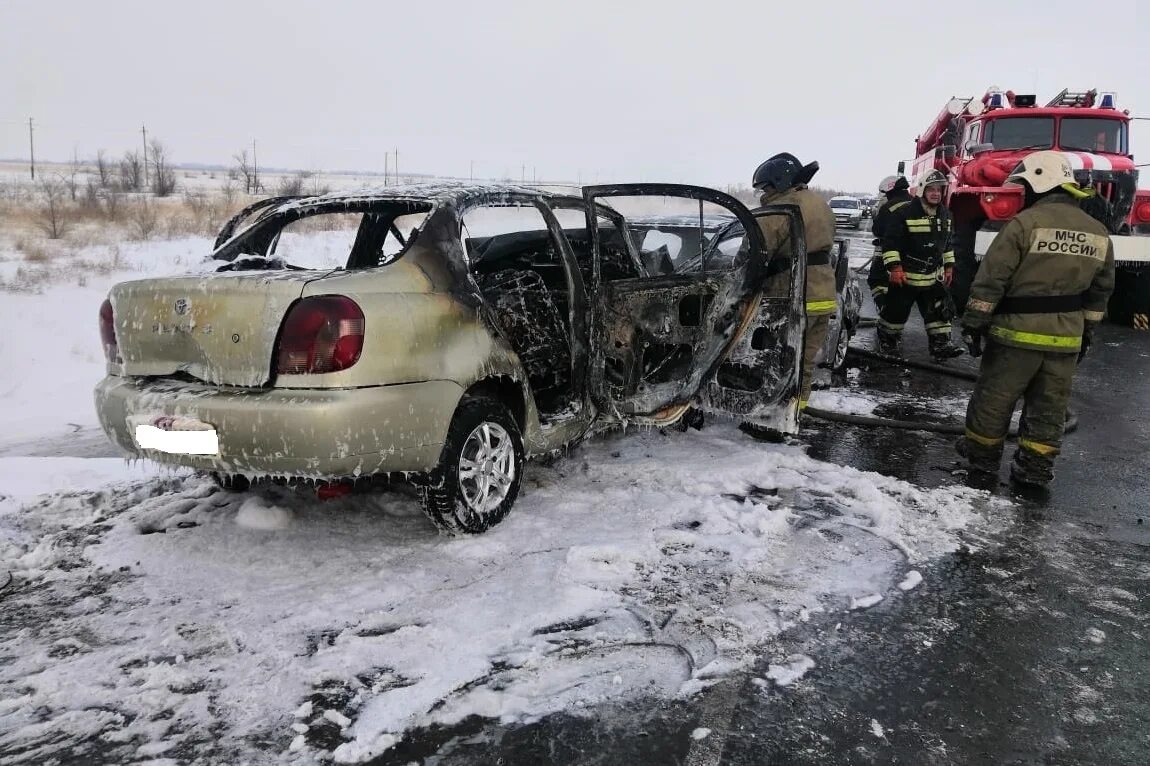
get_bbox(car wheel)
[420,394,524,535]
[831,320,852,372]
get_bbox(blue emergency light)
[1100,92,1116,109]
[988,92,1006,109]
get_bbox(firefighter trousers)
[801,313,831,409]
[866,254,888,311]
[963,341,1078,484]
[877,282,953,340]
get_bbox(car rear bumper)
[94,375,464,478]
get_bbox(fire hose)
[801,336,1079,436]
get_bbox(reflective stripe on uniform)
[882,251,902,265]
[942,250,955,265]
[965,427,1005,447]
[905,271,941,286]
[806,300,837,315]
[871,285,888,296]
[989,326,1082,350]
[968,298,996,314]
[878,318,905,332]
[925,321,952,334]
[799,398,809,411]
[905,217,934,231]
[1019,438,1059,456]
[1084,309,1104,322]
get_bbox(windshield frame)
[829,198,860,210]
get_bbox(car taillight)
[274,296,365,375]
[99,298,121,364]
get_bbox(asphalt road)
[385,240,1150,765]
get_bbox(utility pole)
[384,153,389,186]
[252,139,258,193]
[521,163,525,183]
[394,148,399,183]
[141,124,148,191]
[28,118,35,180]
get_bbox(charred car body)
[627,214,862,375]
[95,184,808,533]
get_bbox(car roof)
[270,182,568,214]
[627,214,735,229]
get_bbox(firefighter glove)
[943,265,954,288]
[961,326,985,358]
[889,265,908,287]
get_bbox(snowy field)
[0,199,1013,763]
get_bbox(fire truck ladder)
[1046,88,1096,107]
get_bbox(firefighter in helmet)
[958,151,1114,487]
[739,152,836,441]
[877,169,965,360]
[867,175,913,312]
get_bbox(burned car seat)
[477,269,572,395]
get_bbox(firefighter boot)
[877,329,902,357]
[955,436,1001,484]
[1009,446,1054,488]
[929,333,966,362]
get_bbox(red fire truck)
[899,87,1150,325]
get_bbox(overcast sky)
[2,0,1146,191]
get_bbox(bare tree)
[94,149,112,188]
[129,198,159,239]
[220,177,239,207]
[36,177,72,239]
[149,139,177,197]
[232,150,258,194]
[65,150,83,201]
[120,150,143,192]
[276,170,313,196]
[309,173,330,196]
[102,187,123,221]
[82,178,102,212]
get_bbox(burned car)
[628,214,863,375]
[95,184,807,534]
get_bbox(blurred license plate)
[132,416,219,455]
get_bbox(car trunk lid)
[111,271,333,386]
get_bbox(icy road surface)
[0,424,1009,764]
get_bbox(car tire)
[831,320,852,372]
[420,394,525,535]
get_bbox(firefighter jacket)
[962,193,1115,353]
[757,185,837,316]
[871,190,913,247]
[880,198,955,287]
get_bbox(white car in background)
[828,196,863,230]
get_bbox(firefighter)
[867,175,913,312]
[739,152,836,441]
[957,151,1115,487]
[877,169,966,360]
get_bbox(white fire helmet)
[1005,150,1088,197]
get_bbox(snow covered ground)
[0,221,1013,763]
